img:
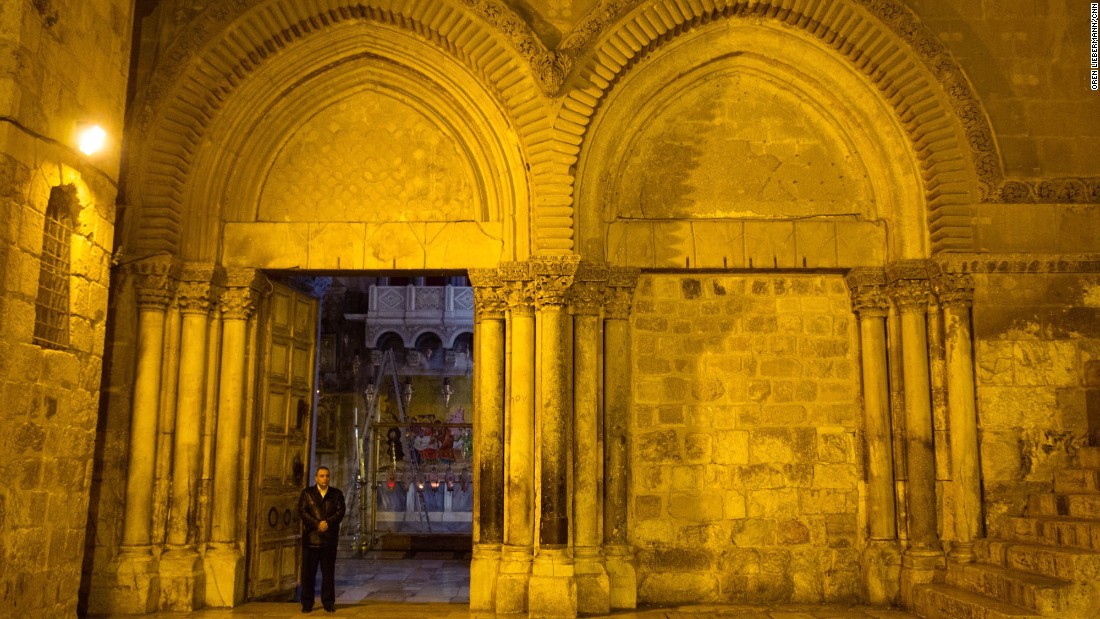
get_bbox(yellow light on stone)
[77,124,107,155]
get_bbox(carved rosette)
[469,268,508,321]
[531,255,580,310]
[932,271,975,309]
[220,269,263,321]
[845,268,890,317]
[604,267,640,320]
[128,256,176,310]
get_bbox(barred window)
[33,186,75,350]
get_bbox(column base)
[860,539,901,606]
[89,547,161,615]
[203,545,245,607]
[159,548,205,611]
[470,543,502,611]
[948,541,976,563]
[900,546,944,608]
[574,546,609,615]
[529,547,577,618]
[496,545,532,614]
[604,544,637,609]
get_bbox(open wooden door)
[247,281,318,600]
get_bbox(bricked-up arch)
[126,0,561,261]
[559,0,996,252]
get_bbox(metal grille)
[33,193,72,350]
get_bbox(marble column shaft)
[937,272,983,560]
[121,263,174,549]
[890,273,939,552]
[167,276,213,549]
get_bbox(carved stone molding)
[128,255,177,310]
[997,178,1100,204]
[604,267,640,320]
[469,268,508,321]
[845,268,890,317]
[935,253,1100,274]
[930,270,975,308]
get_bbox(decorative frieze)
[934,253,1100,274]
[997,178,1100,204]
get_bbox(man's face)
[315,469,330,489]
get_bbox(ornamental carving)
[996,178,1100,204]
[889,278,932,314]
[175,264,217,314]
[531,255,580,309]
[604,267,639,319]
[498,262,536,315]
[845,268,889,316]
[571,262,610,316]
[469,268,508,320]
[931,271,975,308]
[220,269,262,320]
[935,253,1100,274]
[128,256,176,309]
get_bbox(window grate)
[33,187,74,350]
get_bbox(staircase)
[912,447,1100,619]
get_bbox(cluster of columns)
[468,258,639,617]
[846,261,982,606]
[111,257,262,612]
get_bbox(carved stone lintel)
[845,268,890,317]
[128,255,177,310]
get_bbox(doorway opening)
[289,271,474,604]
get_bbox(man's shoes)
[301,607,313,613]
[323,605,335,612]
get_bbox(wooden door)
[247,281,318,600]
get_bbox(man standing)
[298,466,346,613]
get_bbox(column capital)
[469,268,509,320]
[845,268,890,317]
[931,269,975,308]
[531,255,580,309]
[175,263,218,314]
[499,261,536,316]
[128,255,177,309]
[604,268,639,320]
[887,260,932,314]
[219,270,264,321]
[570,261,610,315]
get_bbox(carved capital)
[886,260,932,314]
[846,268,890,317]
[469,268,508,321]
[127,255,176,310]
[931,270,975,308]
[499,262,535,316]
[220,266,262,321]
[604,267,639,319]
[175,263,217,314]
[531,255,580,309]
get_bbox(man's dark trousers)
[301,543,337,611]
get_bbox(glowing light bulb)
[78,125,106,155]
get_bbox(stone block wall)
[0,0,132,615]
[973,271,1100,537]
[629,274,864,604]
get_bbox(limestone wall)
[0,0,133,615]
[974,270,1100,537]
[629,274,863,603]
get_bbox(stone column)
[933,269,983,562]
[847,269,900,605]
[603,268,639,609]
[497,262,537,614]
[161,264,214,610]
[204,269,260,607]
[529,256,580,618]
[888,261,943,605]
[468,269,508,611]
[114,256,174,613]
[571,263,610,615]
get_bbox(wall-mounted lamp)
[77,124,107,155]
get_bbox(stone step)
[975,538,1012,565]
[1076,447,1100,469]
[912,582,1042,619]
[1005,515,1100,552]
[1054,469,1100,494]
[999,543,1100,582]
[946,561,1076,615]
[1027,493,1100,519]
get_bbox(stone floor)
[94,552,921,618]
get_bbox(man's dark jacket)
[298,485,346,548]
